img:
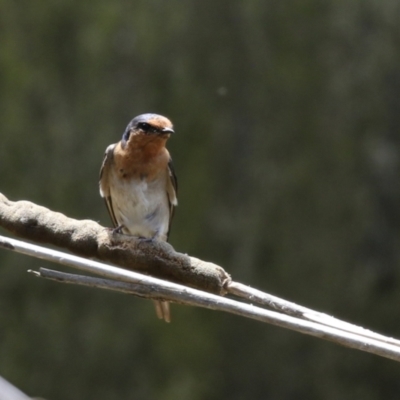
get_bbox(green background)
[1,1,400,399]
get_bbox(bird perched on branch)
[99,113,177,322]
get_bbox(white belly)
[109,172,170,240]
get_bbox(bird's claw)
[111,225,124,234]
[138,236,155,243]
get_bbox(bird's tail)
[153,300,171,323]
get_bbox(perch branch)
[1,193,400,362]
[0,193,229,295]
[1,236,400,362]
[227,281,400,347]
[24,265,400,363]
[0,375,32,400]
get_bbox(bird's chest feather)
[109,171,169,237]
[109,142,171,238]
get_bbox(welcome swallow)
[99,113,178,322]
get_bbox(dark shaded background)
[1,1,400,399]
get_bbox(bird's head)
[121,113,174,147]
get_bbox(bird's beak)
[161,127,175,134]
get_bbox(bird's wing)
[166,158,178,238]
[99,144,118,228]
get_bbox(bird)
[99,113,177,322]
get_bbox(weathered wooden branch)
[0,375,32,400]
[0,193,229,295]
[1,192,400,363]
[227,281,400,347]
[24,266,400,363]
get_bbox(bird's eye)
[138,122,150,131]
[138,122,158,133]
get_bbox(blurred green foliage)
[1,0,400,399]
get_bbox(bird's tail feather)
[153,300,171,323]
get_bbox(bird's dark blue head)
[121,113,174,147]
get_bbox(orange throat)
[114,135,170,180]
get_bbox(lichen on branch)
[0,193,230,295]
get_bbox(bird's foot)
[138,236,155,243]
[111,225,124,235]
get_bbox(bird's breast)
[109,170,170,239]
[114,139,170,179]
